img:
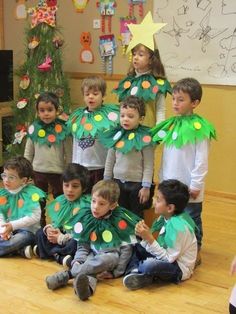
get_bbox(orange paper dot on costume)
[72,207,80,215]
[90,231,97,242]
[123,81,131,89]
[18,199,24,208]
[194,122,202,130]
[0,196,7,205]
[55,124,62,133]
[54,202,60,212]
[48,134,56,143]
[143,135,151,143]
[152,85,159,93]
[38,129,46,137]
[116,141,125,149]
[32,193,40,202]
[80,116,86,125]
[142,81,151,89]
[102,230,113,243]
[84,123,93,131]
[118,220,127,230]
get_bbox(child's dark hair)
[128,44,166,79]
[92,180,120,204]
[81,76,106,97]
[172,78,202,102]
[36,92,59,111]
[3,156,33,179]
[158,179,190,215]
[62,163,89,193]
[120,95,145,117]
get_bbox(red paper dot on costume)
[124,81,131,89]
[54,202,60,212]
[48,134,56,143]
[84,123,93,131]
[90,231,97,242]
[142,135,151,143]
[80,116,86,125]
[116,141,125,149]
[152,85,159,93]
[0,196,7,205]
[55,124,62,133]
[18,199,24,208]
[142,81,150,89]
[118,220,127,230]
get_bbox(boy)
[100,95,155,218]
[67,76,119,192]
[24,92,72,227]
[123,179,197,290]
[0,156,45,258]
[35,163,90,267]
[45,180,140,301]
[151,78,216,258]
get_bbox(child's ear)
[192,100,200,109]
[21,177,28,185]
[110,202,118,211]
[167,204,175,215]
[139,115,145,123]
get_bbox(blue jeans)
[185,202,202,248]
[0,229,35,257]
[126,244,182,283]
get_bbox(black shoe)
[73,274,92,301]
[123,273,153,290]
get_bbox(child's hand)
[135,220,155,244]
[96,271,113,280]
[1,223,13,240]
[138,187,150,204]
[230,256,236,275]
[189,189,200,199]
[47,228,61,244]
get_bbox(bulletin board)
[153,0,236,85]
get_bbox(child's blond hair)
[92,180,120,204]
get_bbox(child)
[67,76,120,193]
[123,179,197,290]
[230,255,236,313]
[0,156,45,258]
[113,44,171,127]
[151,78,216,256]
[35,163,91,267]
[24,91,72,227]
[45,180,141,301]
[100,95,155,218]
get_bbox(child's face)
[120,106,143,130]
[83,87,103,111]
[1,168,27,191]
[37,101,57,124]
[132,45,151,73]
[91,192,116,219]
[153,190,173,219]
[63,179,83,202]
[172,90,199,116]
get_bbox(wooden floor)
[1,194,236,314]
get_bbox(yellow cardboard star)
[126,11,166,53]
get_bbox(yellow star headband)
[126,11,166,53]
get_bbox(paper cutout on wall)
[99,34,116,74]
[15,0,27,20]
[80,32,94,63]
[72,0,89,13]
[119,16,136,55]
[128,0,145,17]
[97,1,117,33]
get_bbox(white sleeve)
[155,93,166,124]
[24,138,34,163]
[104,148,116,179]
[190,139,209,191]
[10,206,41,231]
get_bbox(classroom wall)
[2,0,236,196]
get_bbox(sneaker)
[123,273,153,290]
[62,255,73,268]
[46,271,70,290]
[18,245,33,259]
[73,274,92,301]
[33,245,39,257]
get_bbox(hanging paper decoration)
[38,56,52,72]
[15,0,27,20]
[128,0,145,17]
[96,1,117,33]
[17,98,28,109]
[99,34,116,74]
[72,0,89,13]
[80,32,94,64]
[28,36,40,49]
[28,0,57,28]
[53,36,64,48]
[119,16,136,55]
[13,129,27,145]
[19,75,30,90]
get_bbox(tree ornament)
[72,0,89,13]
[80,32,94,63]
[28,0,57,28]
[37,56,52,72]
[28,36,40,49]
[19,75,30,90]
[17,98,28,109]
[96,0,117,33]
[13,129,27,145]
[52,36,64,48]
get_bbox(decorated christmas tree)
[7,0,71,157]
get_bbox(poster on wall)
[153,0,236,85]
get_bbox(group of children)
[0,39,216,302]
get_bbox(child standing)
[35,163,91,267]
[67,76,120,192]
[24,92,72,227]
[100,96,155,218]
[0,156,45,258]
[113,45,171,127]
[151,78,216,255]
[123,179,197,290]
[45,180,141,301]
